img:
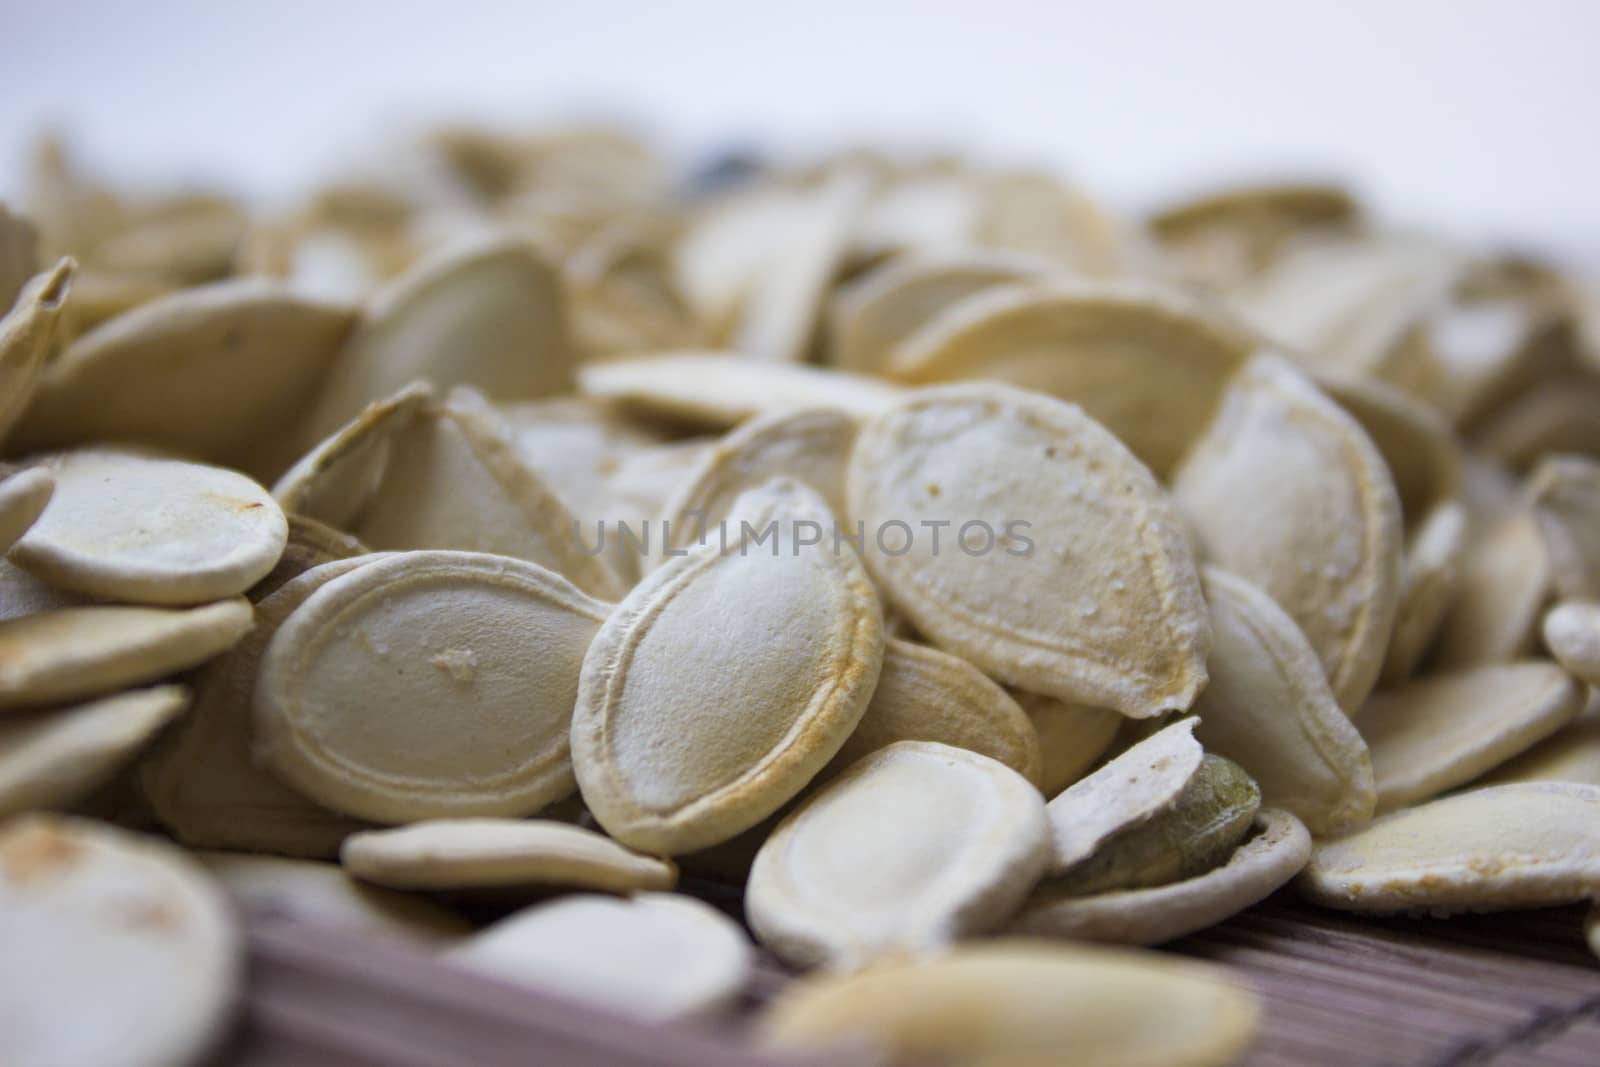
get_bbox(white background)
[3,0,1597,265]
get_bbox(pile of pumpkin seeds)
[2,126,1599,1067]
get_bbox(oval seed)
[0,815,240,1067]
[142,557,380,857]
[659,407,858,558]
[1192,567,1375,834]
[0,258,73,445]
[254,550,611,823]
[1049,755,1261,896]
[1358,661,1584,812]
[199,852,469,946]
[747,741,1049,969]
[293,236,573,452]
[0,686,188,819]
[1299,782,1600,913]
[826,638,1042,784]
[0,466,53,555]
[0,599,251,710]
[9,279,355,480]
[760,940,1260,1067]
[1015,692,1122,797]
[12,449,288,606]
[1544,601,1600,685]
[848,383,1210,718]
[829,250,1046,374]
[1044,718,1204,874]
[341,818,676,893]
[1381,502,1469,685]
[1011,808,1311,945]
[278,387,623,600]
[887,279,1255,478]
[1483,690,1600,787]
[1173,353,1403,713]
[578,351,903,428]
[572,479,884,854]
[448,893,751,1020]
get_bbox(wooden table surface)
[217,890,1600,1067]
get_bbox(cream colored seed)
[13,449,288,606]
[825,638,1043,785]
[761,940,1260,1067]
[1358,661,1583,812]
[254,550,611,823]
[0,599,251,710]
[1173,353,1402,714]
[0,815,241,1067]
[1544,601,1600,685]
[143,556,382,857]
[341,818,677,894]
[747,740,1049,969]
[449,893,752,1020]
[571,479,884,855]
[0,685,189,819]
[849,382,1210,719]
[1300,782,1600,913]
[1192,566,1374,834]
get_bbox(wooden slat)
[221,891,1600,1066]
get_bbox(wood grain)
[218,890,1600,1066]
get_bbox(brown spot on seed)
[0,823,84,885]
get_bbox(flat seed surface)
[1174,354,1403,713]
[848,383,1210,718]
[830,251,1045,374]
[254,551,611,823]
[143,556,380,856]
[571,479,883,854]
[1299,781,1600,913]
[1358,661,1584,812]
[448,892,751,1019]
[294,237,573,451]
[825,638,1042,784]
[1192,566,1375,834]
[8,280,355,479]
[747,741,1050,968]
[659,406,858,557]
[1016,692,1122,798]
[0,685,188,818]
[12,449,288,605]
[760,940,1260,1067]
[887,279,1255,477]
[578,351,903,427]
[0,815,240,1067]
[341,818,677,893]
[0,599,251,710]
